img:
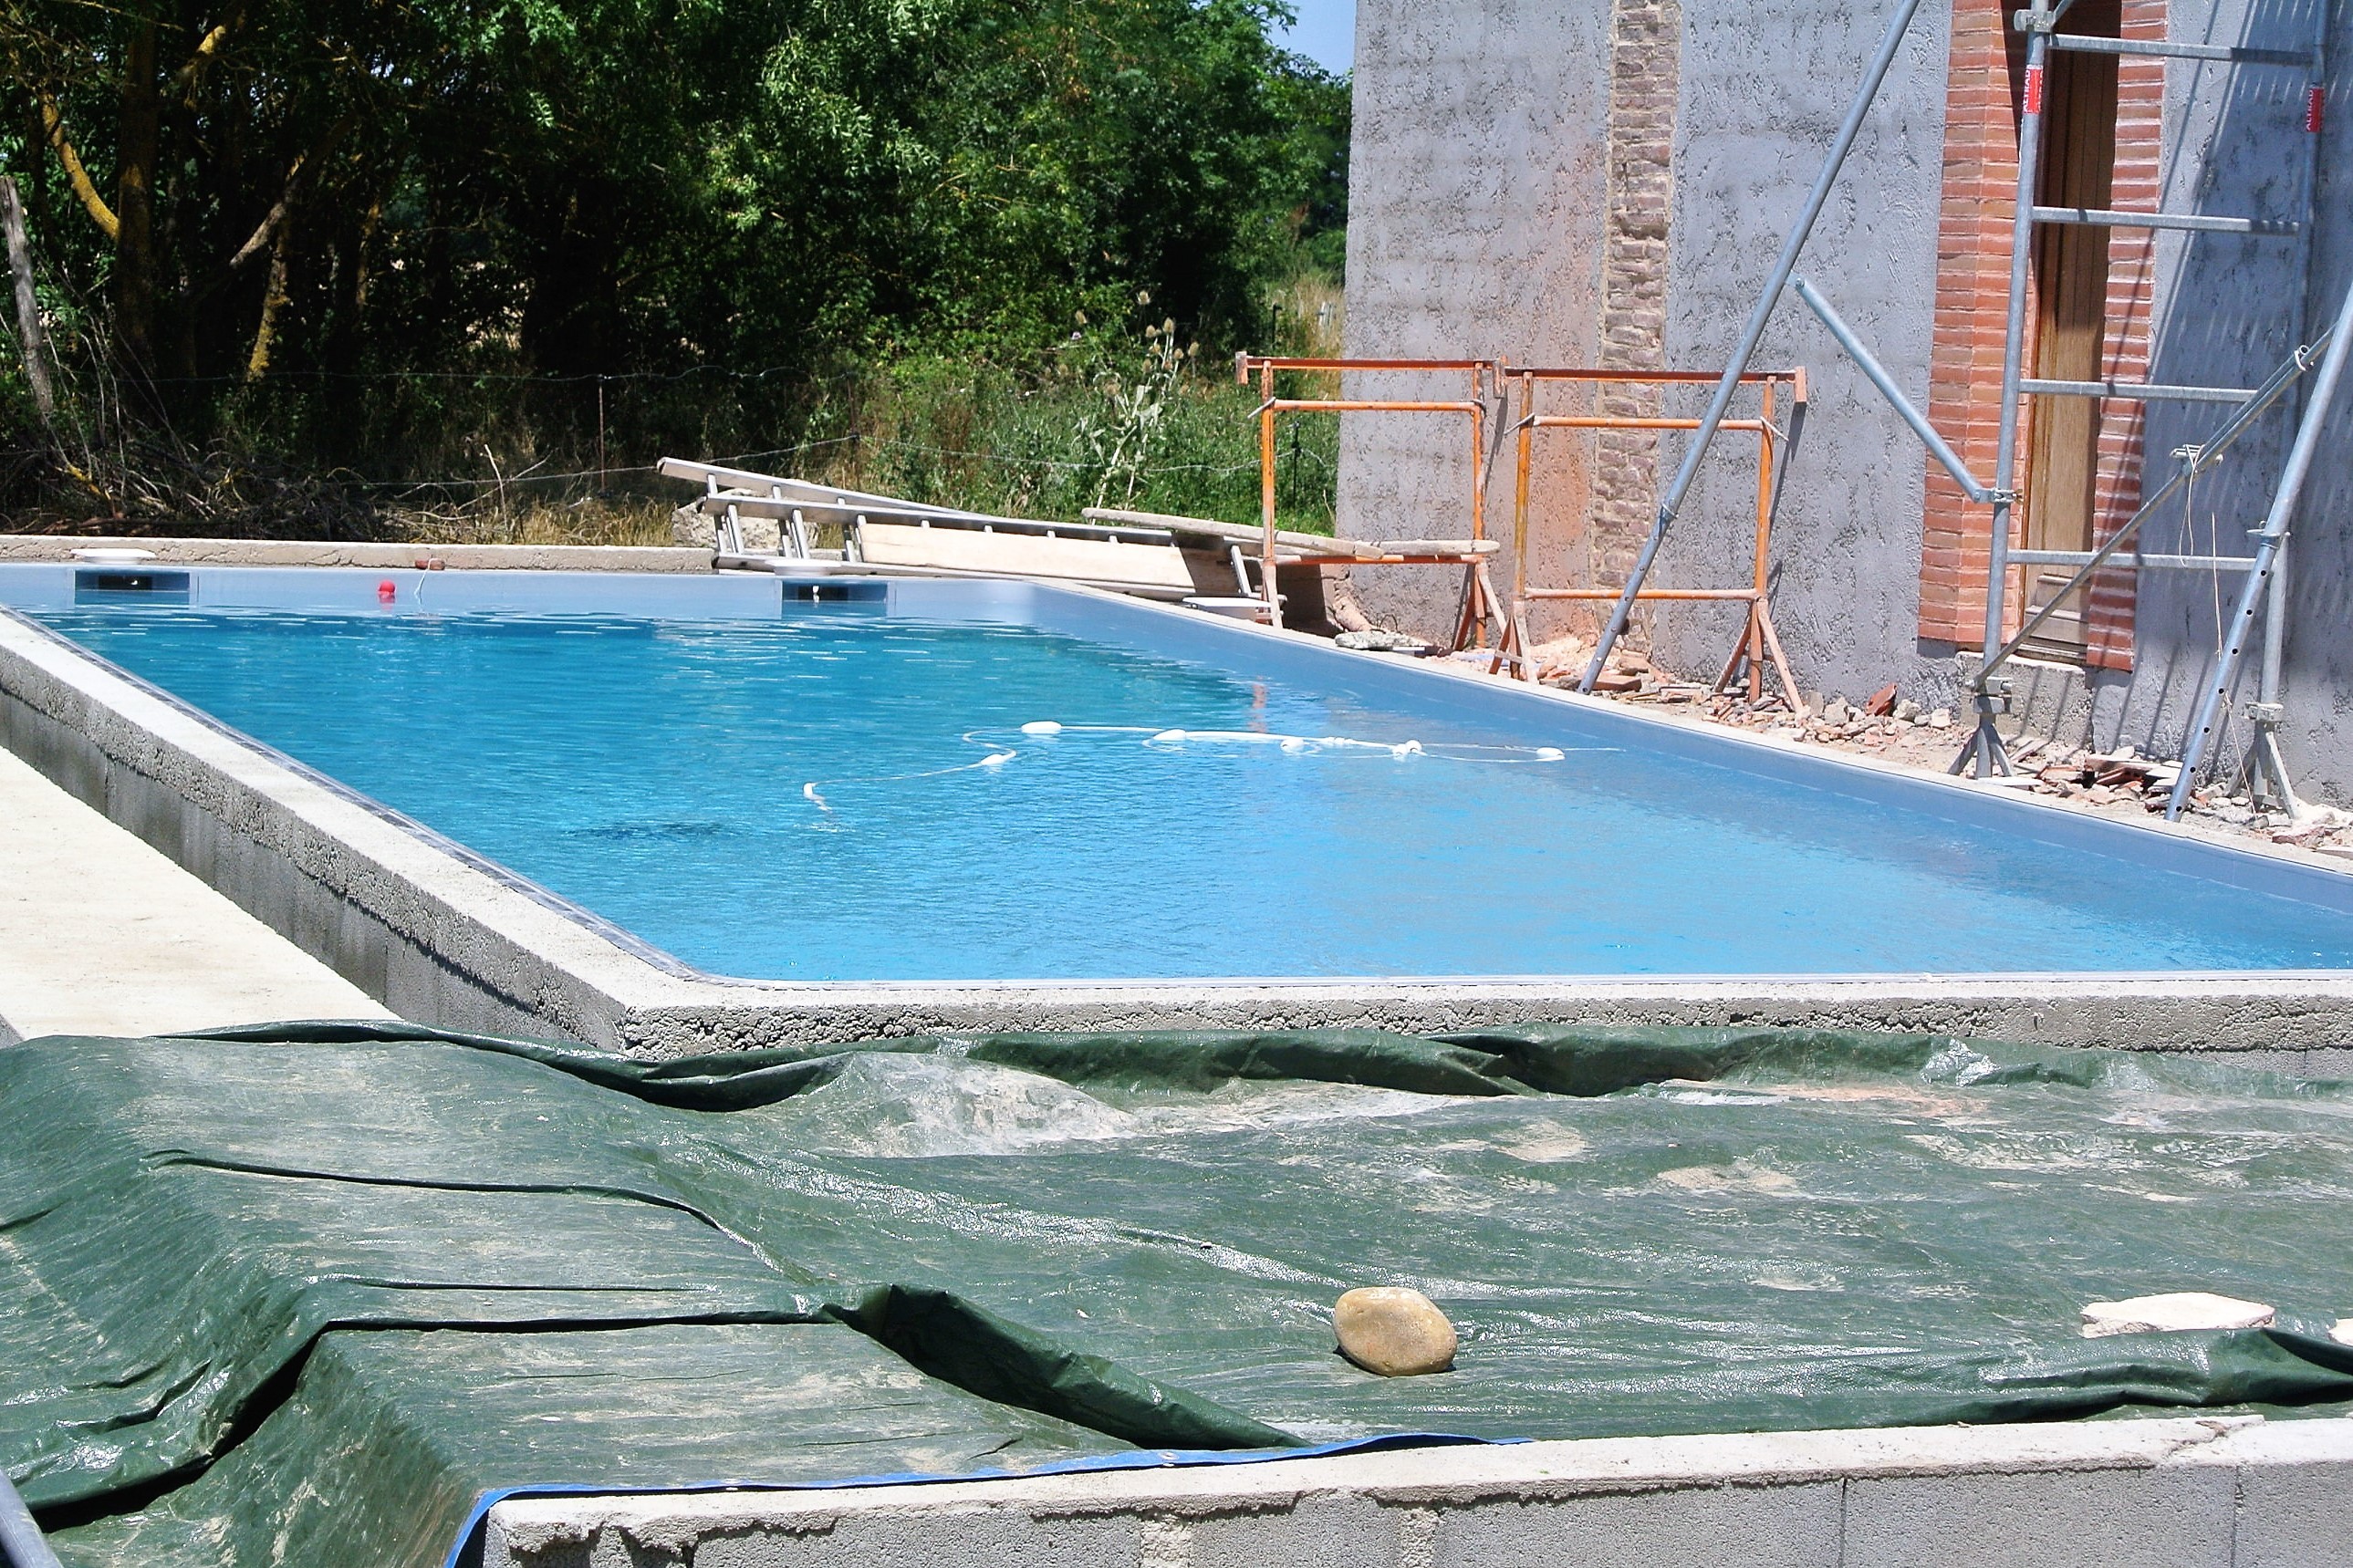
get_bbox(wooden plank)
[702,494,1171,546]
[1082,507,1370,556]
[855,522,1197,593]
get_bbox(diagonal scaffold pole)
[1969,321,2332,693]
[1578,0,1931,694]
[2163,266,2353,820]
[0,1469,63,1568]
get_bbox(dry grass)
[390,496,682,549]
[1270,274,1346,359]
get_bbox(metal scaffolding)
[1503,365,1808,706]
[1235,355,1515,651]
[1625,0,2344,820]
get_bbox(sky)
[1271,0,1354,73]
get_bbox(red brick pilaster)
[1919,0,2160,669]
[1919,0,2026,649]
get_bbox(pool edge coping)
[481,1413,2353,1567]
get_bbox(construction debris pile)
[1482,633,2353,857]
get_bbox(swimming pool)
[4,563,2351,987]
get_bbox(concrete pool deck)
[0,742,388,1044]
[481,1414,2353,1568]
[0,535,713,574]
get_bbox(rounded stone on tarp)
[2078,1291,2275,1338]
[1334,1286,1457,1376]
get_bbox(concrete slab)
[480,1416,2353,1568]
[0,742,390,1040]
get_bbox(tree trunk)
[245,218,293,380]
[0,178,57,421]
[114,17,163,368]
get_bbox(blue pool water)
[26,594,2353,980]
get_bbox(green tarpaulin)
[6,1022,2353,1567]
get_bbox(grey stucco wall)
[1339,0,1959,701]
[1341,0,2353,797]
[1336,0,1615,634]
[1647,0,1956,705]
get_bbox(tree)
[1,0,1346,493]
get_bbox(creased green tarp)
[7,1021,2353,1568]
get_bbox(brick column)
[1590,0,1681,637]
[1917,0,2159,670]
[1919,0,2029,651]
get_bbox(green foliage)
[0,0,1350,529]
[797,314,1338,532]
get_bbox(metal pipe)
[2030,204,2297,235]
[2010,549,2257,570]
[1512,373,1534,615]
[0,1472,63,1568]
[1508,368,1801,385]
[1468,381,1487,643]
[2167,269,2353,818]
[1792,277,1993,501]
[2017,377,2257,403]
[1577,0,1931,694]
[1522,416,1770,431]
[1530,587,1765,601]
[1259,362,1280,628]
[1749,380,1778,700]
[2045,34,2311,65]
[1259,400,1484,414]
[1510,373,1536,679]
[2260,539,2287,706]
[1238,357,1494,373]
[1954,16,2056,779]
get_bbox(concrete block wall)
[482,1416,2353,1568]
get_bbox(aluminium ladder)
[1952,0,2333,813]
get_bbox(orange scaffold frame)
[1235,355,1514,650]
[1504,366,1807,702]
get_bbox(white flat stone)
[2332,1318,2353,1346]
[0,746,390,1041]
[2079,1291,2275,1337]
